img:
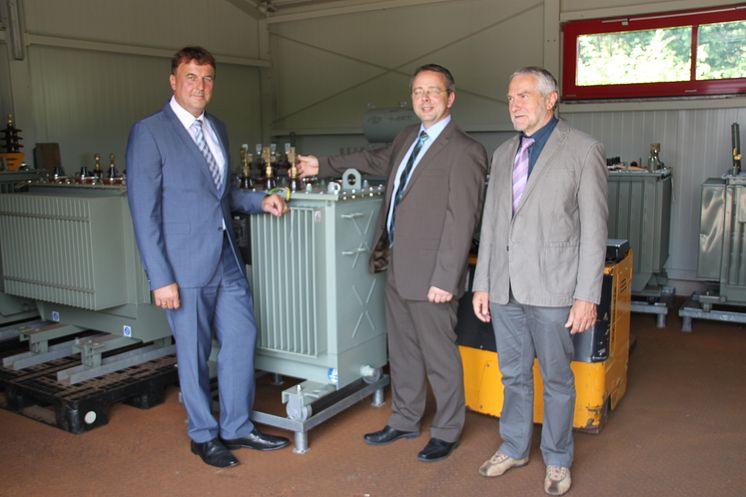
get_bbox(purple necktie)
[191,119,222,190]
[512,137,535,213]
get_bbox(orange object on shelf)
[0,152,24,171]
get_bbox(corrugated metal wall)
[22,0,260,59]
[27,45,263,173]
[0,43,10,122]
[564,107,746,283]
[2,0,265,174]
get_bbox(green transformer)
[0,183,173,381]
[250,178,387,390]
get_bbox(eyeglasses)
[411,87,447,99]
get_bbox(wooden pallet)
[0,353,178,433]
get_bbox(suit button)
[506,245,509,251]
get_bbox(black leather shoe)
[222,428,290,451]
[416,437,458,462]
[363,425,420,446]
[190,438,239,468]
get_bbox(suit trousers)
[166,234,257,443]
[489,299,575,467]
[385,269,464,443]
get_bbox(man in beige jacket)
[472,67,608,495]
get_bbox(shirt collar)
[169,96,206,129]
[419,115,451,141]
[521,116,557,143]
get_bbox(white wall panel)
[270,0,543,134]
[28,46,261,174]
[208,62,264,166]
[0,41,9,122]
[564,107,746,285]
[24,0,260,58]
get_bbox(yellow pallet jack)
[458,243,632,433]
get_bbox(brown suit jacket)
[319,120,487,301]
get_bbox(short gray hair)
[510,66,558,98]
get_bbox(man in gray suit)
[472,67,607,495]
[127,47,290,468]
[297,64,487,462]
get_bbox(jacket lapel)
[503,135,521,214]
[383,126,419,212]
[162,104,222,196]
[399,120,454,199]
[204,113,228,197]
[513,120,568,213]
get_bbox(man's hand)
[153,283,180,310]
[262,193,289,217]
[427,286,453,304]
[472,291,491,323]
[296,154,320,178]
[565,299,597,334]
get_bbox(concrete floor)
[1,312,745,497]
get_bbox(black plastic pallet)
[0,353,178,433]
[0,337,25,355]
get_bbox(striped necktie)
[512,136,535,213]
[191,119,222,190]
[388,130,429,245]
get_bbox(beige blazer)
[319,121,487,301]
[473,119,608,306]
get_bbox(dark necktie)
[191,119,222,190]
[388,130,429,245]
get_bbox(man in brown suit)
[297,64,487,462]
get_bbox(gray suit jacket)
[126,103,265,291]
[473,119,608,306]
[319,121,487,301]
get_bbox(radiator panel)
[252,207,320,357]
[607,170,672,292]
[0,191,127,310]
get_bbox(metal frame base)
[56,342,176,385]
[2,321,176,384]
[678,292,746,332]
[0,318,48,342]
[2,322,88,369]
[0,309,39,328]
[250,374,389,454]
[631,286,676,328]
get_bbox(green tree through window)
[577,27,691,85]
[697,21,746,80]
[562,6,746,100]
